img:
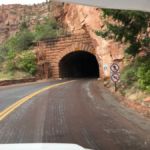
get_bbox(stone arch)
[54,43,100,78]
[56,43,96,64]
[37,34,103,78]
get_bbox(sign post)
[110,63,120,92]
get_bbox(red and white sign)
[110,63,119,73]
[111,73,120,83]
[110,63,120,83]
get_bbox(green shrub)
[3,50,36,77]
[34,17,63,41]
[17,51,37,75]
[19,21,29,31]
[136,57,150,91]
[6,29,34,51]
[6,50,17,71]
[121,54,150,91]
[0,46,8,62]
[121,65,137,86]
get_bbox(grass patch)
[0,71,32,81]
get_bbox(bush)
[17,51,37,75]
[34,17,63,41]
[0,46,8,62]
[136,56,150,91]
[6,29,34,51]
[4,50,36,76]
[121,54,150,91]
[121,65,137,86]
[6,50,17,71]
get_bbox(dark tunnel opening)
[59,51,99,78]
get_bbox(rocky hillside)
[0,2,64,44]
[0,2,124,63]
[63,4,125,76]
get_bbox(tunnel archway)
[59,51,99,78]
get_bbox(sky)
[0,0,46,5]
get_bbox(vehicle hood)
[0,143,92,150]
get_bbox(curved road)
[0,79,150,150]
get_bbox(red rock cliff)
[62,4,125,77]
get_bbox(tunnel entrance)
[59,51,99,78]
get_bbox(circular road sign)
[111,73,120,83]
[110,63,119,73]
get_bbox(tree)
[96,9,150,56]
[17,51,37,75]
[6,29,34,51]
[0,46,8,62]
[34,17,63,41]
[19,21,28,31]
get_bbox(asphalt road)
[0,79,150,150]
[0,79,67,111]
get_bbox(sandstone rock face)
[0,3,62,44]
[0,4,43,43]
[63,4,125,77]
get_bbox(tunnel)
[59,51,99,78]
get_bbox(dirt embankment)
[0,78,37,86]
[104,82,150,118]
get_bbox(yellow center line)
[0,80,73,121]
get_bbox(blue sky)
[0,0,46,5]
